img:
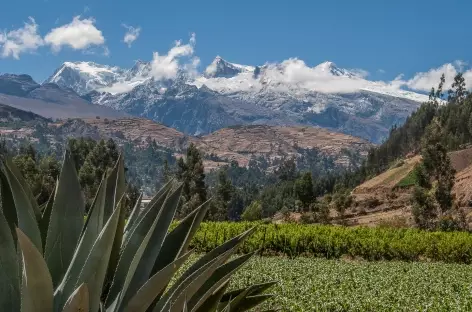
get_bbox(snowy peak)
[204,56,255,78]
[313,61,359,78]
[126,60,152,80]
[45,61,126,95]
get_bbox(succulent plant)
[0,150,275,312]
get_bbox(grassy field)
[222,256,472,311]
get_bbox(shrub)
[241,200,263,221]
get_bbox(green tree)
[176,143,207,217]
[241,200,263,221]
[413,119,456,229]
[294,172,315,211]
[208,168,235,221]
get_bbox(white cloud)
[123,24,141,47]
[402,62,472,92]
[0,17,44,59]
[44,16,105,52]
[377,69,386,74]
[405,63,458,92]
[150,33,199,80]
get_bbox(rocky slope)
[44,58,429,143]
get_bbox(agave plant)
[0,150,275,312]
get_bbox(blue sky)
[0,0,471,85]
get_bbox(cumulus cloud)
[44,16,105,52]
[0,17,44,59]
[123,24,141,47]
[150,33,199,80]
[403,62,472,92]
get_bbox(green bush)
[188,222,472,263]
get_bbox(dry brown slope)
[80,119,372,167]
[195,124,372,166]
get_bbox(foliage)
[0,151,275,312]
[176,143,208,218]
[189,222,472,263]
[221,255,472,311]
[412,118,457,229]
[241,201,263,222]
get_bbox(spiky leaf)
[1,161,42,253]
[17,228,53,312]
[194,281,230,312]
[122,184,183,304]
[123,252,192,312]
[62,284,89,312]
[39,188,55,251]
[56,195,123,311]
[189,252,256,311]
[0,210,20,311]
[45,150,85,287]
[152,200,210,276]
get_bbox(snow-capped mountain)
[45,62,126,95]
[44,57,430,142]
[204,56,255,78]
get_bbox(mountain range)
[43,57,430,143]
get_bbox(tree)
[294,172,315,211]
[79,139,120,206]
[176,143,207,217]
[276,157,297,182]
[208,169,235,221]
[448,73,468,103]
[241,200,263,221]
[413,118,456,229]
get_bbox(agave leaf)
[39,188,55,251]
[106,189,128,294]
[1,161,42,253]
[152,254,221,312]
[167,248,236,312]
[57,195,124,312]
[62,283,89,312]
[218,285,252,312]
[114,154,126,208]
[104,154,125,222]
[220,281,278,304]
[123,192,142,232]
[102,156,127,286]
[74,196,124,312]
[0,166,18,243]
[228,294,274,312]
[152,200,210,276]
[189,252,256,311]
[81,177,107,241]
[123,184,183,303]
[45,150,85,287]
[56,175,107,306]
[123,180,173,241]
[105,191,159,307]
[122,251,192,312]
[17,228,53,312]
[106,184,174,306]
[193,281,229,312]
[0,210,20,311]
[5,158,41,220]
[179,227,256,284]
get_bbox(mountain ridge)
[38,58,430,142]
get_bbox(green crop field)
[219,256,472,311]
[188,222,472,263]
